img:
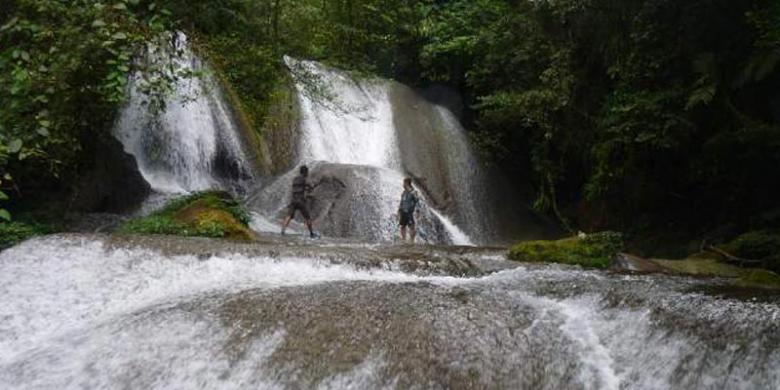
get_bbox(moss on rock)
[119,191,255,241]
[737,269,780,289]
[653,256,780,289]
[259,78,302,174]
[653,257,744,278]
[508,231,623,269]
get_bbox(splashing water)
[1,235,778,389]
[113,33,251,194]
[287,57,402,170]
[264,58,492,244]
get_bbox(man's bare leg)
[400,225,407,241]
[409,226,416,243]
[281,215,293,235]
[305,219,314,237]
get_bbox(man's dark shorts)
[288,199,311,220]
[399,211,415,227]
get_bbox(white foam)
[429,208,474,246]
[1,236,779,388]
[284,58,481,245]
[0,236,449,367]
[114,32,250,194]
[249,211,286,233]
[557,296,621,390]
[286,57,402,170]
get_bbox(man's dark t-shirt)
[288,174,311,220]
[398,189,419,227]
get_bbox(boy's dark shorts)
[288,200,311,220]
[399,211,415,227]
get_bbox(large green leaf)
[7,139,23,154]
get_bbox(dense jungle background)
[1,0,779,256]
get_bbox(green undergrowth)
[508,231,624,269]
[720,230,780,273]
[119,191,254,240]
[0,221,58,250]
[737,269,780,289]
[655,256,780,289]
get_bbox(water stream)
[113,33,252,196]
[1,235,777,389]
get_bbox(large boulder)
[119,191,256,241]
[247,163,453,243]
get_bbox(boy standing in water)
[398,177,420,242]
[281,165,317,238]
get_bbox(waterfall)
[290,59,402,170]
[265,57,491,245]
[112,45,526,243]
[113,33,252,195]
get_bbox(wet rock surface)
[94,233,511,276]
[215,282,544,389]
[611,252,670,273]
[62,213,130,233]
[247,163,457,244]
[1,234,778,389]
[69,136,151,213]
[389,82,558,244]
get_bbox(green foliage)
[721,230,780,273]
[119,215,190,236]
[655,256,780,289]
[0,173,11,221]
[738,269,780,289]
[119,191,252,239]
[0,221,56,250]
[0,0,174,200]
[198,35,281,137]
[416,0,780,237]
[654,257,744,278]
[508,231,624,269]
[586,89,690,200]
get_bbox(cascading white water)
[113,33,251,194]
[289,58,402,170]
[2,235,778,389]
[429,105,491,241]
[283,57,483,245]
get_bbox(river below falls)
[0,234,778,389]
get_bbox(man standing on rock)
[398,177,420,243]
[281,165,317,238]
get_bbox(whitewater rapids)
[1,235,777,389]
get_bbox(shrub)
[508,231,624,269]
[119,191,254,240]
[721,230,780,273]
[0,221,56,250]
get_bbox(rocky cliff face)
[259,79,302,175]
[69,136,151,213]
[390,82,559,244]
